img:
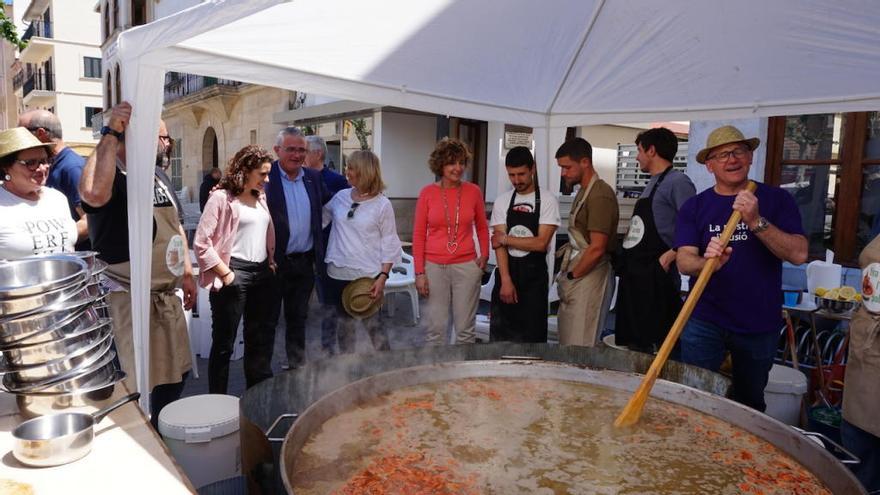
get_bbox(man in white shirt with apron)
[489,147,560,343]
[555,138,619,347]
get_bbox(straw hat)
[0,127,53,161]
[342,277,383,319]
[696,125,760,164]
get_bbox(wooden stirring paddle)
[614,180,757,428]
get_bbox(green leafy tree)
[350,118,372,150]
[0,9,26,51]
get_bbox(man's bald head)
[19,109,63,142]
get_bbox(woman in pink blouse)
[194,145,276,394]
[413,138,489,345]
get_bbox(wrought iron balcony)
[22,21,53,42]
[163,73,242,104]
[23,70,55,98]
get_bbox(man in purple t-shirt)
[675,125,807,411]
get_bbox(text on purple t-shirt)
[674,182,805,334]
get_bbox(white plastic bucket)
[763,364,808,425]
[158,394,241,489]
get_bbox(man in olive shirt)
[555,138,619,346]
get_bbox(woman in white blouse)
[323,150,402,353]
[194,145,276,393]
[0,127,76,259]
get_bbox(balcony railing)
[23,70,55,98]
[164,73,242,104]
[22,21,53,42]
[12,72,24,91]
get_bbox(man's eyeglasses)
[13,158,50,171]
[708,148,749,162]
[347,202,361,219]
[282,146,307,154]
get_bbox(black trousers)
[208,258,275,393]
[150,372,188,430]
[322,276,390,353]
[271,252,315,368]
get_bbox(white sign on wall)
[504,131,533,149]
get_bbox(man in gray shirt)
[615,127,695,352]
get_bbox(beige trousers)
[557,257,614,347]
[424,260,483,345]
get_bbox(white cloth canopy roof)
[114,0,880,408]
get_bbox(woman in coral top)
[413,138,489,345]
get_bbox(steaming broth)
[290,377,830,494]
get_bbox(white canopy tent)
[113,0,880,409]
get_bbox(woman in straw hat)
[0,127,76,258]
[194,145,277,393]
[322,150,401,353]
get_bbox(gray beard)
[156,153,169,170]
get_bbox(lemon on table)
[826,288,841,300]
[839,286,857,301]
[855,293,863,302]
[815,287,829,297]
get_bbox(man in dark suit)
[266,127,329,369]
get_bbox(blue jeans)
[680,317,778,411]
[841,419,880,492]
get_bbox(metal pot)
[11,392,140,467]
[2,347,120,395]
[0,320,112,367]
[0,299,97,347]
[274,358,864,494]
[0,279,101,318]
[15,373,126,419]
[240,343,732,494]
[69,251,99,270]
[89,259,108,282]
[0,330,114,383]
[816,296,859,313]
[0,256,88,299]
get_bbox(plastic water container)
[763,364,808,425]
[158,394,241,489]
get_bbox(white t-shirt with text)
[0,186,76,259]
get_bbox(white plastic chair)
[479,267,495,302]
[384,250,419,324]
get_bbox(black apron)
[615,167,683,350]
[490,187,549,343]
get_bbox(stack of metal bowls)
[0,253,125,417]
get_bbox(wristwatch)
[751,216,770,234]
[100,126,124,140]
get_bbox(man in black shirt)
[80,101,195,428]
